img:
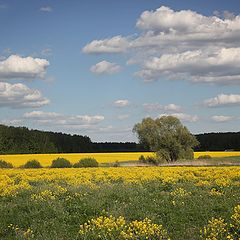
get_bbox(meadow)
[0,166,239,239]
[0,151,240,167]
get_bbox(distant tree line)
[0,124,148,154]
[195,132,240,151]
[0,124,240,154]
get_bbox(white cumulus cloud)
[23,111,104,127]
[204,94,240,107]
[114,99,130,108]
[211,115,234,122]
[136,48,240,84]
[143,103,181,112]
[83,36,129,54]
[159,113,199,122]
[90,61,121,75]
[83,6,240,85]
[0,55,49,80]
[0,82,50,108]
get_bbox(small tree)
[73,158,99,168]
[0,160,13,168]
[51,158,72,168]
[22,160,42,168]
[133,116,199,162]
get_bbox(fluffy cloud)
[136,6,206,31]
[0,82,50,108]
[0,55,49,80]
[143,103,181,112]
[211,115,234,122]
[136,6,240,34]
[83,36,129,54]
[40,6,52,12]
[204,94,240,107]
[114,99,130,107]
[133,6,240,51]
[90,61,121,75]
[159,113,198,122]
[136,48,240,84]
[83,6,240,85]
[24,111,104,127]
[84,6,240,53]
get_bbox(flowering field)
[0,166,239,239]
[0,152,152,167]
[0,151,240,167]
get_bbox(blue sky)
[0,0,240,142]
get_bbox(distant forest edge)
[0,124,148,154]
[0,124,240,154]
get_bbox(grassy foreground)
[1,151,240,167]
[0,166,239,239]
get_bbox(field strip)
[0,151,240,167]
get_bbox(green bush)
[0,160,13,168]
[51,158,72,168]
[139,155,146,163]
[145,156,159,165]
[73,158,98,168]
[22,160,42,168]
[139,155,161,165]
[198,155,212,160]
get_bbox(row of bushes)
[138,154,212,165]
[0,157,99,169]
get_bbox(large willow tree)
[133,116,199,162]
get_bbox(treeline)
[195,132,240,151]
[0,124,240,154]
[0,124,148,154]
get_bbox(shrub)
[145,156,159,165]
[139,155,146,163]
[139,155,161,165]
[51,158,72,168]
[198,155,212,160]
[22,160,42,168]
[73,158,98,168]
[0,160,13,168]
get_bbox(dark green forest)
[0,124,147,154]
[0,124,239,154]
[195,132,240,151]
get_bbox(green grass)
[0,180,239,239]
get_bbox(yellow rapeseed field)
[0,152,152,167]
[0,166,239,197]
[0,151,239,167]
[194,151,240,158]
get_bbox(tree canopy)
[133,116,199,162]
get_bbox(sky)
[0,0,240,142]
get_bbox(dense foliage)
[0,124,147,154]
[133,116,199,162]
[50,158,72,168]
[195,132,240,151]
[22,160,43,169]
[0,160,13,168]
[73,158,99,168]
